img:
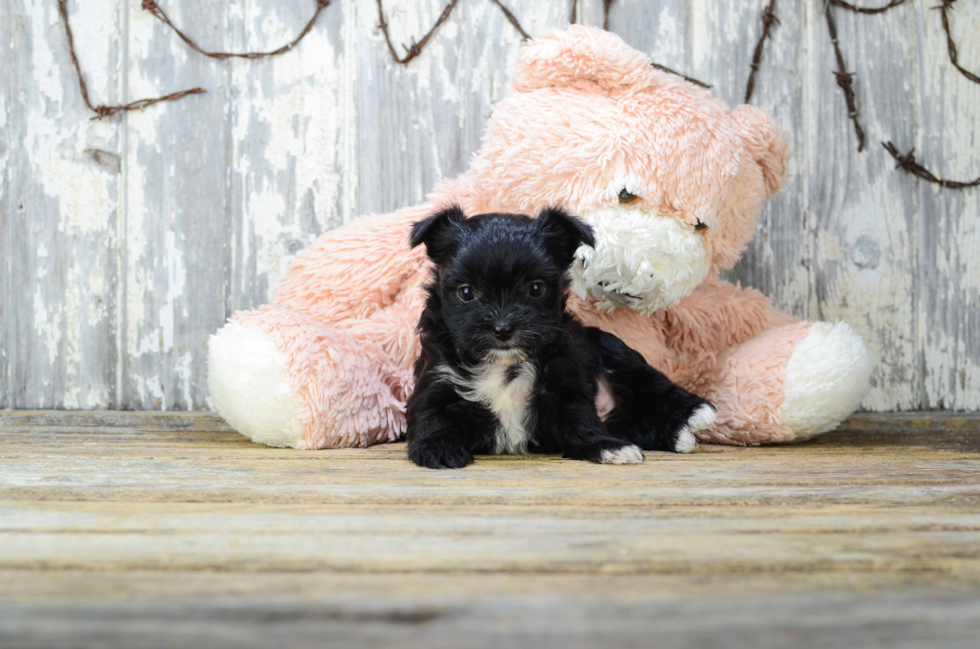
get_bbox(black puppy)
[406,206,716,469]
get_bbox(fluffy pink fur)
[210,27,869,449]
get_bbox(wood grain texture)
[0,0,978,411]
[0,412,979,647]
[911,1,980,410]
[810,2,919,411]
[3,0,124,409]
[0,0,11,406]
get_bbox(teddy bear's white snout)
[570,205,711,315]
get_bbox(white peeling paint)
[4,0,980,413]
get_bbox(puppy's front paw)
[687,402,717,434]
[600,444,644,465]
[672,402,715,453]
[408,440,473,469]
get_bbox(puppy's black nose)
[493,321,515,341]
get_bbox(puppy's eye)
[618,189,639,204]
[457,285,476,303]
[694,220,708,231]
[528,281,546,298]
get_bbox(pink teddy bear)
[208,26,872,450]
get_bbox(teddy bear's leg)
[700,321,872,445]
[208,307,413,449]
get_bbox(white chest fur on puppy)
[435,358,537,455]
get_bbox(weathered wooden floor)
[1,412,979,648]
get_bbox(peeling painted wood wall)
[1,0,978,412]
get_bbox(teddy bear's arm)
[274,203,437,324]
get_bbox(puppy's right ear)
[410,205,467,264]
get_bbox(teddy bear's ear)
[731,105,791,199]
[534,207,595,270]
[511,26,655,94]
[410,205,467,264]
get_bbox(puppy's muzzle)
[492,320,515,342]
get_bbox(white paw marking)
[687,404,716,433]
[600,444,645,465]
[780,321,873,441]
[673,426,699,454]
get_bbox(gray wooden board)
[2,593,980,649]
[1,412,980,647]
[1,0,979,410]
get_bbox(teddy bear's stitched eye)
[457,285,476,302]
[694,220,708,231]
[528,281,546,298]
[618,189,639,204]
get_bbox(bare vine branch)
[58,0,204,119]
[142,0,332,60]
[829,0,908,14]
[825,2,867,152]
[488,0,530,40]
[884,142,980,189]
[603,0,614,30]
[744,0,779,104]
[936,0,980,85]
[54,0,979,193]
[652,64,712,89]
[376,0,461,65]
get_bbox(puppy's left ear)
[535,207,595,270]
[410,205,467,264]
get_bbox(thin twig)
[488,0,530,40]
[58,0,204,119]
[652,63,712,89]
[569,0,577,25]
[744,0,779,103]
[56,0,977,198]
[142,0,332,60]
[376,0,461,65]
[825,1,866,152]
[936,0,980,85]
[603,0,614,30]
[883,142,980,188]
[829,0,908,14]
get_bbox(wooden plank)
[573,0,608,30]
[455,0,569,161]
[912,1,980,410]
[226,1,349,310]
[2,590,979,649]
[4,569,980,604]
[3,0,123,408]
[1,1,979,413]
[2,496,979,574]
[352,0,467,216]
[120,1,233,410]
[2,418,979,510]
[693,0,810,319]
[0,0,10,407]
[349,0,568,218]
[0,415,978,646]
[806,1,919,411]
